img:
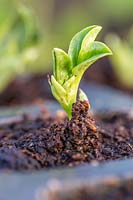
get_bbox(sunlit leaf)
[53,48,72,84]
[78,41,112,64]
[79,26,102,54]
[68,25,97,67]
[72,42,112,77]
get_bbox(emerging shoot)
[49,25,112,119]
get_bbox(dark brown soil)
[0,101,132,171]
[0,75,53,106]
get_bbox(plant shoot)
[49,25,112,119]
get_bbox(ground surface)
[0,101,132,171]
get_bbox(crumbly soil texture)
[0,101,132,171]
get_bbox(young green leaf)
[79,26,102,53]
[73,41,112,77]
[78,41,112,64]
[68,25,97,67]
[53,48,72,84]
[49,25,112,119]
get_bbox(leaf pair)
[49,25,112,119]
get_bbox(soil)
[0,75,53,106]
[0,101,132,171]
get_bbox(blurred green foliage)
[106,28,133,89]
[0,0,133,92]
[0,0,47,92]
[30,0,133,69]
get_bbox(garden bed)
[0,83,132,199]
[0,102,132,171]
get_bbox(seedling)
[49,25,112,119]
[106,28,133,89]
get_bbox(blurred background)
[0,0,133,106]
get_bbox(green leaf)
[72,41,112,77]
[51,75,67,96]
[68,25,97,67]
[53,48,72,85]
[79,26,102,57]
[50,75,69,110]
[50,75,71,118]
[63,75,78,104]
[78,41,112,64]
